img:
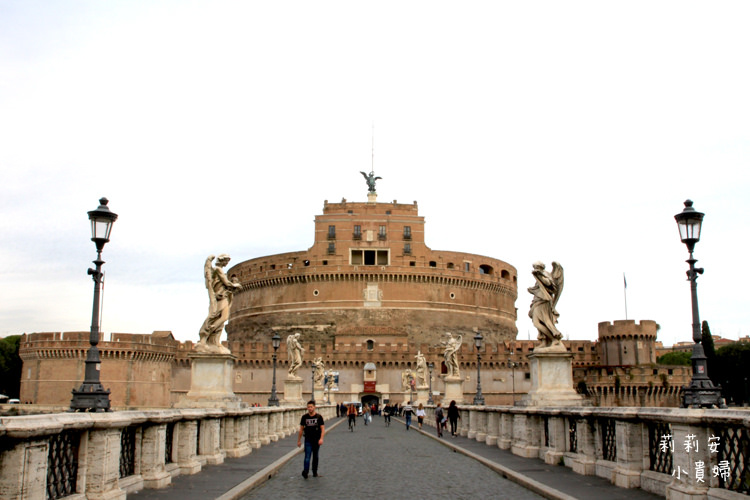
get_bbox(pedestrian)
[363,403,371,425]
[335,402,340,418]
[340,402,346,418]
[347,403,357,431]
[297,400,325,478]
[416,403,425,429]
[402,401,414,430]
[447,400,460,437]
[434,402,445,437]
[383,403,391,426]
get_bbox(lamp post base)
[70,385,111,412]
[681,382,726,408]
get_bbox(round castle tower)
[227,194,518,346]
[597,320,658,366]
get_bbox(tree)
[701,320,718,385]
[657,351,692,366]
[0,335,22,399]
[714,342,750,406]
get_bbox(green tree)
[657,351,692,366]
[701,320,718,384]
[714,342,750,406]
[0,335,22,399]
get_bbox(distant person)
[434,402,445,437]
[297,400,325,478]
[402,401,414,431]
[335,402,340,418]
[447,400,460,437]
[383,403,391,426]
[347,403,357,431]
[416,403,426,429]
[340,402,347,418]
[363,403,371,425]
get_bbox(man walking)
[402,401,414,431]
[297,400,325,478]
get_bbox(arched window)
[479,264,493,275]
[366,339,374,351]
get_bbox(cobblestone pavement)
[241,415,544,500]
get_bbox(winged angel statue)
[528,261,565,351]
[197,254,240,354]
[360,171,382,193]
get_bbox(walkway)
[131,414,662,500]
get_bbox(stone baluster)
[467,408,478,439]
[225,416,251,458]
[85,425,129,499]
[486,411,499,446]
[475,410,488,442]
[498,412,513,449]
[542,415,566,466]
[570,416,596,475]
[0,436,49,499]
[613,419,643,488]
[258,413,271,445]
[175,420,201,475]
[140,423,172,489]
[248,412,261,449]
[665,422,711,499]
[459,408,470,436]
[199,418,224,465]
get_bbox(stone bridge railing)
[424,405,749,500]
[0,405,334,500]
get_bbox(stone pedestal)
[443,376,464,404]
[415,387,429,405]
[313,386,325,404]
[282,378,304,406]
[175,352,244,409]
[517,351,587,407]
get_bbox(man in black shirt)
[297,400,325,478]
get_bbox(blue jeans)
[405,414,412,429]
[303,441,320,474]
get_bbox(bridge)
[0,405,747,499]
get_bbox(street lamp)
[70,198,118,412]
[268,334,281,406]
[473,332,485,405]
[674,200,724,408]
[427,362,434,405]
[311,364,315,402]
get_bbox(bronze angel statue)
[360,171,382,193]
[528,261,565,350]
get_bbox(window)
[353,225,362,240]
[327,242,335,254]
[366,340,374,351]
[350,249,389,266]
[479,264,493,275]
[404,243,411,254]
[403,226,411,240]
[447,263,454,269]
[464,262,471,272]
[410,261,416,266]
[378,225,386,240]
[429,261,436,267]
[328,225,336,239]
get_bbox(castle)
[18,187,689,408]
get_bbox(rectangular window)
[378,225,386,240]
[403,226,411,240]
[328,242,335,254]
[350,249,389,266]
[328,225,336,239]
[353,225,362,240]
[404,243,411,254]
[464,262,471,272]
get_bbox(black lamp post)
[311,364,316,402]
[70,198,118,412]
[509,350,517,405]
[473,332,485,405]
[427,362,434,405]
[674,200,724,408]
[268,334,281,406]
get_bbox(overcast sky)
[2,1,749,348]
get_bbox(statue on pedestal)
[441,333,462,378]
[528,261,565,351]
[197,254,240,354]
[402,369,415,392]
[414,351,428,388]
[286,333,304,378]
[360,170,382,193]
[313,357,325,387]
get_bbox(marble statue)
[325,370,335,390]
[286,333,304,378]
[441,333,462,378]
[197,254,240,354]
[414,350,428,387]
[313,357,325,387]
[528,261,565,351]
[360,170,382,193]
[402,369,415,391]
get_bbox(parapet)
[598,320,658,340]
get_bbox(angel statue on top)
[360,170,382,193]
[528,261,565,351]
[440,333,463,379]
[197,254,241,354]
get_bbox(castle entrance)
[361,394,380,410]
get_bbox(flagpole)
[623,273,628,320]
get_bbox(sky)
[1,1,749,348]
